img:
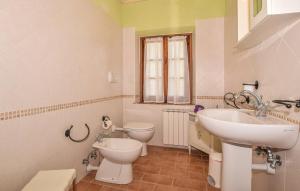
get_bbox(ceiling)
[121,0,145,4]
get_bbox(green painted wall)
[93,0,226,35]
[93,0,122,24]
[122,0,226,36]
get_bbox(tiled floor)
[77,146,220,191]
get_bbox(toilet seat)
[124,122,154,131]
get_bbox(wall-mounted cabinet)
[237,0,300,49]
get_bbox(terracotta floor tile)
[189,170,205,180]
[148,146,164,152]
[137,181,155,191]
[89,170,97,175]
[154,184,193,191]
[162,147,186,153]
[176,155,189,163]
[133,164,160,174]
[133,170,144,180]
[134,157,150,165]
[160,152,179,158]
[125,180,141,190]
[173,178,207,190]
[188,164,205,173]
[154,161,176,168]
[82,173,96,183]
[99,186,124,191]
[189,160,209,167]
[188,156,203,163]
[208,184,221,191]
[88,183,103,191]
[160,166,189,178]
[91,180,123,189]
[126,180,155,191]
[142,173,173,185]
[192,150,206,156]
[202,155,209,161]
[174,163,188,169]
[78,146,213,191]
[77,181,90,191]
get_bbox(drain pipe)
[253,146,282,175]
[252,163,275,174]
[83,149,101,172]
[87,164,99,172]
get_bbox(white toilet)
[124,122,154,156]
[92,138,142,184]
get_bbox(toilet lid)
[124,122,154,131]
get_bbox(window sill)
[133,102,194,106]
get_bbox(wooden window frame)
[140,33,193,104]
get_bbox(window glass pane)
[146,61,163,78]
[169,40,185,59]
[148,79,156,96]
[169,41,174,59]
[168,79,174,96]
[179,41,184,58]
[178,79,184,96]
[168,60,175,78]
[144,37,164,103]
[167,36,189,104]
[177,60,184,77]
[157,62,163,77]
[146,42,162,60]
[168,61,184,78]
[148,62,156,77]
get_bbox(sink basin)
[197,109,299,149]
[198,109,299,191]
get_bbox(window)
[140,34,192,104]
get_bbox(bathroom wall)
[93,0,122,24]
[225,1,300,191]
[0,0,123,190]
[195,18,225,107]
[122,0,226,36]
[122,17,225,146]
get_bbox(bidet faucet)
[96,133,111,143]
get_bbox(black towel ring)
[65,124,90,143]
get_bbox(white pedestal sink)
[197,109,299,191]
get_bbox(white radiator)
[163,109,189,146]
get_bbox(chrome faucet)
[237,90,269,117]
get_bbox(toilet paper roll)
[102,120,113,130]
[243,84,255,92]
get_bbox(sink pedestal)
[222,143,252,191]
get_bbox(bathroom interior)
[1,0,300,191]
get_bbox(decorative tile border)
[3,94,299,126]
[268,111,300,126]
[0,95,123,121]
[196,96,224,100]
